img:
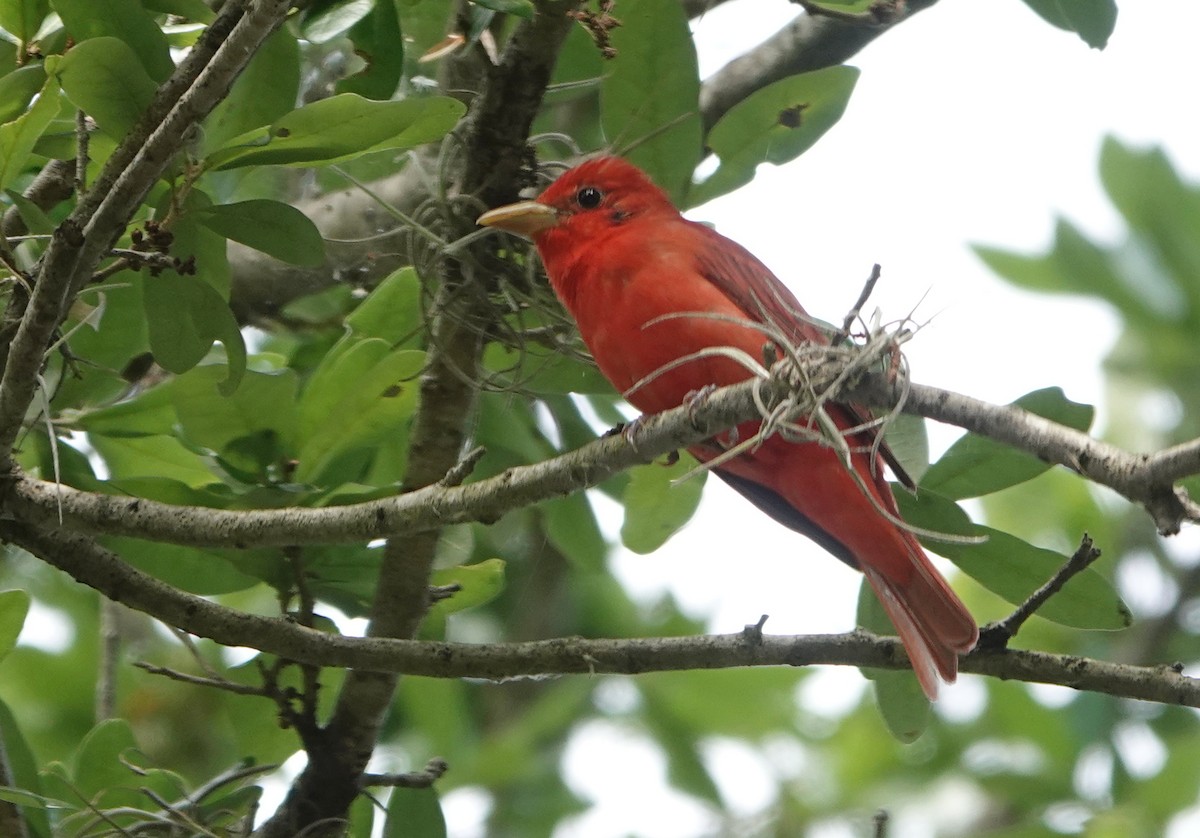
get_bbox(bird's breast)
[559,246,775,416]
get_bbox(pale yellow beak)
[477,200,559,238]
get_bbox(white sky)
[531,2,1200,837]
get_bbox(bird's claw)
[619,412,648,451]
[683,384,719,426]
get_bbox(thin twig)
[835,263,882,344]
[360,758,449,789]
[134,661,271,698]
[170,627,224,680]
[97,598,120,720]
[74,110,90,195]
[440,446,486,487]
[977,534,1102,649]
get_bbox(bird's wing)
[688,221,917,491]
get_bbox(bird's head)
[477,156,678,253]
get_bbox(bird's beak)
[477,200,559,238]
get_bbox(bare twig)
[835,263,882,344]
[73,110,90,195]
[978,534,1103,650]
[360,758,449,789]
[134,661,271,698]
[440,446,487,487]
[96,598,120,720]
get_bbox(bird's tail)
[861,535,978,700]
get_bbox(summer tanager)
[478,156,977,698]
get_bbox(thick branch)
[13,346,1200,546]
[9,518,1199,708]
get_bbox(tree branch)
[12,343,1200,546]
[10,515,1199,710]
[977,534,1103,649]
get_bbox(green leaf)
[4,187,55,234]
[299,545,382,616]
[0,589,30,664]
[208,94,466,170]
[543,492,606,570]
[144,275,246,394]
[196,199,325,267]
[347,793,376,838]
[975,218,1156,324]
[72,718,139,801]
[472,0,533,17]
[0,73,58,192]
[482,342,613,395]
[383,787,446,838]
[0,697,52,838]
[89,433,219,487]
[871,669,932,743]
[640,680,722,803]
[920,387,1094,499]
[896,489,1131,630]
[621,454,706,554]
[600,0,701,203]
[1021,0,1117,49]
[856,580,930,740]
[165,188,234,295]
[428,558,507,620]
[0,63,46,124]
[689,66,860,208]
[301,0,373,43]
[75,380,177,438]
[336,0,405,100]
[345,266,422,344]
[201,28,300,154]
[882,413,930,486]
[105,537,261,594]
[0,0,48,43]
[802,0,875,11]
[53,0,174,81]
[172,365,299,455]
[1098,138,1200,321]
[294,342,425,482]
[142,0,214,21]
[51,36,158,138]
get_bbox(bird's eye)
[576,186,603,209]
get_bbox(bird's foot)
[607,415,649,453]
[683,384,719,426]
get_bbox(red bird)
[478,157,977,698]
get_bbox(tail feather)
[862,538,978,700]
